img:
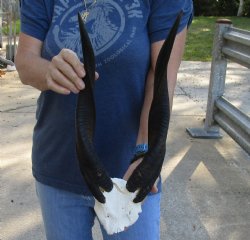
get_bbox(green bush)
[243,0,250,16]
[193,0,239,16]
[193,0,219,16]
[217,0,238,16]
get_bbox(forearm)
[15,33,50,91]
[136,28,187,146]
[136,67,176,146]
[15,51,50,91]
[136,68,154,145]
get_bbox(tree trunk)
[237,0,244,16]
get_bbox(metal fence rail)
[222,27,250,68]
[186,19,250,155]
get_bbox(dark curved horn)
[147,11,183,157]
[76,12,97,167]
[76,13,112,202]
[126,11,183,203]
[76,14,96,143]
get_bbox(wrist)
[134,143,148,155]
[130,143,148,164]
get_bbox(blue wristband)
[134,143,148,155]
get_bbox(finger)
[81,62,97,80]
[46,75,70,95]
[58,63,85,90]
[123,166,134,181]
[52,55,85,90]
[95,72,99,80]
[123,171,130,182]
[61,49,85,78]
[123,158,143,181]
[126,162,144,193]
[50,68,80,94]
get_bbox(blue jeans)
[36,181,161,240]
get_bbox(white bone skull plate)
[94,178,142,235]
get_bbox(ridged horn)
[147,11,183,155]
[76,13,112,203]
[126,11,184,203]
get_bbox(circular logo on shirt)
[84,0,125,56]
[44,0,143,66]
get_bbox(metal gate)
[186,19,250,155]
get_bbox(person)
[15,0,193,239]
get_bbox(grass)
[184,16,250,61]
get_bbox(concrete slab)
[161,116,250,240]
[0,61,250,240]
[178,61,250,115]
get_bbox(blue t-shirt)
[20,0,193,195]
